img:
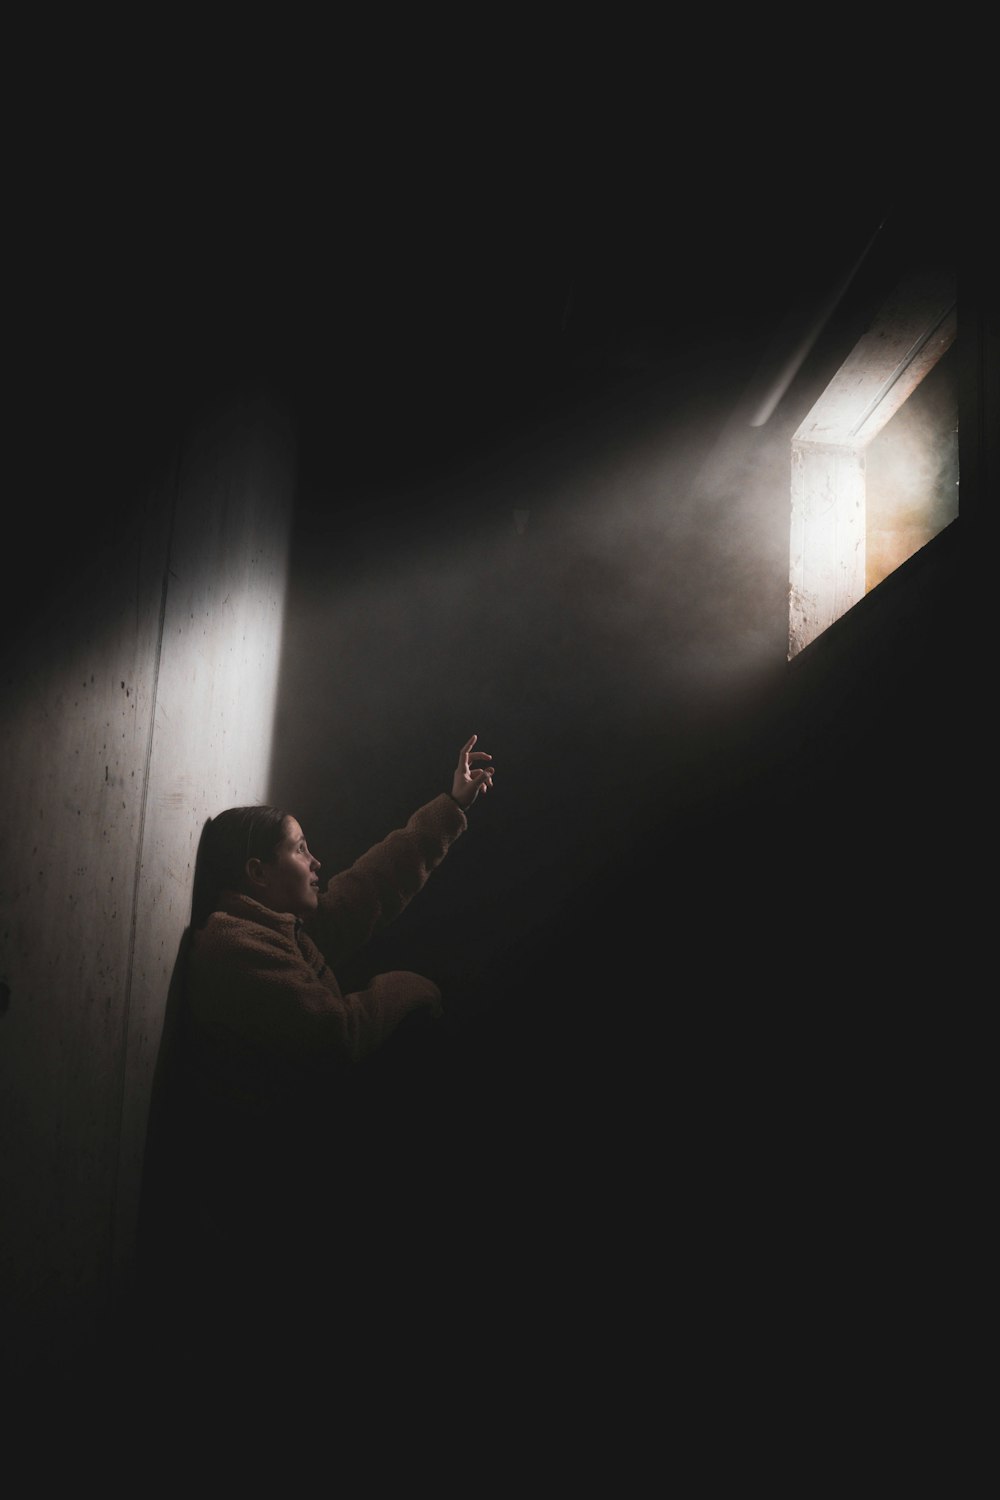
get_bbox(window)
[788,269,957,658]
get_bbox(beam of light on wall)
[0,392,296,1368]
[114,395,295,1313]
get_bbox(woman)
[183,734,494,1114]
[139,737,495,1358]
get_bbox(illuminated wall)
[0,392,295,1374]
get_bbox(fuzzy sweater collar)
[212,889,305,936]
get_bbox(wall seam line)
[108,435,183,1317]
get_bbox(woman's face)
[253,816,321,917]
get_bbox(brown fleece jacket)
[184,792,467,1109]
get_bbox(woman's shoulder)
[191,896,299,964]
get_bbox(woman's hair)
[191,804,289,927]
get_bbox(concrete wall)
[0,391,295,1376]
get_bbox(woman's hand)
[450,734,494,810]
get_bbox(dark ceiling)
[20,80,957,504]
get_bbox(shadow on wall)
[134,816,224,1340]
[132,913,198,1331]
